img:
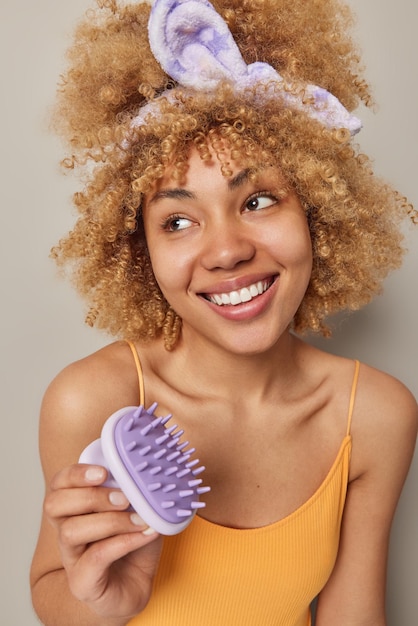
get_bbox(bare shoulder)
[356,363,417,435]
[314,359,417,620]
[350,362,418,480]
[44,340,140,406]
[39,341,142,474]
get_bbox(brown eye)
[245,194,277,212]
[163,215,193,232]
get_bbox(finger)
[44,486,130,522]
[67,530,161,606]
[50,464,108,491]
[78,526,160,574]
[59,510,151,550]
[60,511,159,567]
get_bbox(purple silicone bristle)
[113,405,209,520]
[79,404,210,535]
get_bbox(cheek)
[267,215,312,268]
[147,244,193,299]
[143,220,186,296]
[295,228,313,267]
[294,231,313,285]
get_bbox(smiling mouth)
[203,278,275,307]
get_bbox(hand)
[44,463,163,620]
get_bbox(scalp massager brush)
[79,404,210,535]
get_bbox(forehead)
[154,141,284,191]
[144,151,293,216]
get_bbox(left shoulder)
[315,363,417,622]
[351,362,417,480]
[356,363,417,434]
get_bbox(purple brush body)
[79,404,210,535]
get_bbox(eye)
[244,193,277,212]
[162,214,194,232]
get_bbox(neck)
[167,328,304,402]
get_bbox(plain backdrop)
[1,1,417,624]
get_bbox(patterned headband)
[131,0,362,135]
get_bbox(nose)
[199,218,256,271]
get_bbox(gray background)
[1,1,417,624]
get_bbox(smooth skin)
[30,146,418,626]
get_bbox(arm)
[316,366,418,626]
[30,346,163,626]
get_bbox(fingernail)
[109,491,129,507]
[130,513,146,527]
[143,527,157,536]
[85,467,105,482]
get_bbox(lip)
[198,274,279,322]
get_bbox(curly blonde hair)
[51,0,416,350]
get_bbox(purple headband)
[131,0,362,135]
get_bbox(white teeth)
[230,291,241,305]
[208,280,271,306]
[240,288,252,303]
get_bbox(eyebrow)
[149,188,195,204]
[227,168,252,190]
[149,168,253,205]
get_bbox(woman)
[30,0,417,624]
